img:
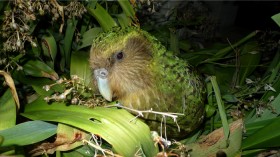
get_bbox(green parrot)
[89,27,205,139]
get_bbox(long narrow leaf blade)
[210,76,230,144]
[0,121,57,146]
[64,18,78,68]
[242,117,280,150]
[86,3,118,32]
[41,32,57,68]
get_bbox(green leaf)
[271,13,280,27]
[264,47,280,81]
[238,41,261,85]
[70,51,93,88]
[22,97,158,156]
[77,27,103,50]
[245,118,276,136]
[210,76,229,146]
[118,0,136,21]
[86,3,118,32]
[29,78,64,97]
[64,18,78,68]
[261,53,280,101]
[115,13,132,28]
[23,60,59,80]
[242,117,280,150]
[200,64,235,92]
[222,94,239,103]
[0,89,16,130]
[12,70,63,97]
[59,43,66,72]
[41,32,57,68]
[0,121,57,146]
[242,149,265,157]
[205,104,216,118]
[31,38,41,57]
[246,92,280,124]
[55,124,91,151]
[200,31,258,64]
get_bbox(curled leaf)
[0,70,20,109]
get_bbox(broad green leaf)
[22,97,158,156]
[86,3,118,32]
[42,32,57,68]
[271,13,280,27]
[242,116,280,150]
[70,51,93,88]
[0,121,57,146]
[64,18,78,68]
[23,60,59,80]
[0,89,16,130]
[77,27,103,50]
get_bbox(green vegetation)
[0,1,279,156]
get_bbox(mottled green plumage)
[90,27,205,139]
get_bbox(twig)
[106,103,184,134]
[107,103,184,119]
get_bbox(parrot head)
[89,28,158,108]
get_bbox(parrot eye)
[115,51,124,61]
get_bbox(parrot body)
[90,27,205,139]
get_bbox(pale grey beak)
[94,68,112,101]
